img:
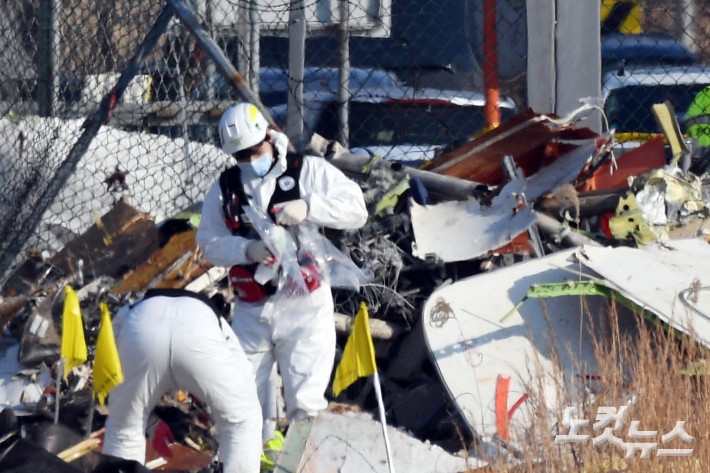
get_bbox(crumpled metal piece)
[632,166,709,227]
[608,192,659,246]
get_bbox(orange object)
[176,390,189,403]
[483,0,501,128]
[495,374,511,441]
[492,232,532,256]
[577,136,666,192]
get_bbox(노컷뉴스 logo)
[554,405,694,458]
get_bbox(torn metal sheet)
[523,141,597,202]
[422,249,606,444]
[111,229,202,295]
[275,410,487,472]
[577,237,710,349]
[49,199,159,281]
[18,285,62,368]
[576,135,666,192]
[608,192,658,246]
[410,198,535,262]
[633,166,709,227]
[428,108,599,184]
[411,139,596,263]
[0,340,52,412]
[410,176,535,262]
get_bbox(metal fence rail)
[0,0,709,285]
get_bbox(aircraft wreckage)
[1,104,710,471]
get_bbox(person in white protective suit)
[196,102,368,443]
[102,288,263,473]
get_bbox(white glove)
[269,130,290,159]
[273,199,309,226]
[246,240,275,264]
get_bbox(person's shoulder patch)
[278,176,296,191]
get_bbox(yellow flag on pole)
[93,302,124,405]
[332,302,377,397]
[60,286,87,380]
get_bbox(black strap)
[267,153,303,219]
[219,165,249,235]
[219,153,304,235]
[142,288,226,320]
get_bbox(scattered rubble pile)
[2,104,710,472]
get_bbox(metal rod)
[249,0,261,93]
[329,153,484,200]
[502,155,544,257]
[84,396,95,437]
[54,359,63,424]
[373,371,396,473]
[168,0,275,127]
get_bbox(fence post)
[37,0,59,117]
[287,0,306,147]
[249,0,261,93]
[526,0,555,115]
[679,0,697,54]
[337,0,350,148]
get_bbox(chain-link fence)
[1,0,710,286]
[602,1,710,138]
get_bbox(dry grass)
[468,297,709,473]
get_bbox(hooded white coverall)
[196,131,368,439]
[102,294,262,473]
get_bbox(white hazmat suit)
[197,130,368,440]
[102,293,262,473]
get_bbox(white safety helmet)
[219,103,269,155]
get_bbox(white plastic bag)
[242,205,307,296]
[297,223,373,291]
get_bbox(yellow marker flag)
[93,303,124,405]
[61,286,87,380]
[332,302,377,397]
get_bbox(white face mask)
[239,151,273,177]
